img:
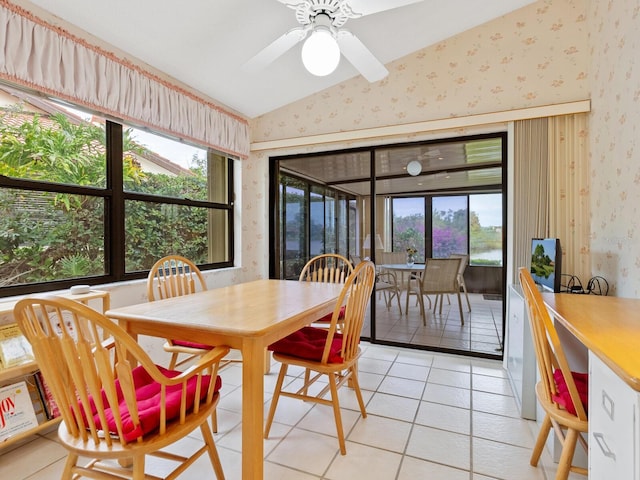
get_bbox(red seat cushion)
[85,365,221,442]
[171,339,213,349]
[315,305,346,323]
[269,326,344,363]
[552,369,588,415]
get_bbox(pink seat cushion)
[171,339,213,349]
[553,369,588,415]
[315,305,346,323]
[85,365,221,442]
[269,326,344,363]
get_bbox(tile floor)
[0,343,584,479]
[370,290,504,357]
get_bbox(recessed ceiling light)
[407,160,422,176]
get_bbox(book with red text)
[0,381,39,442]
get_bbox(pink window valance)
[0,1,249,159]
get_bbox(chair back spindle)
[299,254,353,284]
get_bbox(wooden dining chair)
[147,255,234,371]
[299,253,354,284]
[519,267,588,480]
[265,260,376,455]
[299,253,354,324]
[13,295,228,480]
[406,258,464,325]
[148,255,236,431]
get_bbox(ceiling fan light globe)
[301,28,340,76]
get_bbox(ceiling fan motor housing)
[293,0,360,27]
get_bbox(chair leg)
[394,288,402,314]
[61,454,78,480]
[416,291,427,325]
[461,282,471,312]
[456,291,465,326]
[531,414,552,466]
[211,409,218,433]
[264,363,288,438]
[328,372,347,455]
[201,419,226,480]
[556,428,580,480]
[132,455,145,480]
[349,368,367,417]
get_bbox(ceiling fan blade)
[336,30,388,82]
[346,0,424,17]
[243,27,308,72]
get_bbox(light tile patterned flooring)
[371,291,504,357]
[0,344,583,479]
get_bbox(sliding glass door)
[270,133,506,359]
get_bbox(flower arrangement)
[406,246,417,255]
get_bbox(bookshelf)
[0,289,110,449]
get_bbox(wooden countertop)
[543,293,640,391]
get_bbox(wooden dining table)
[106,278,344,480]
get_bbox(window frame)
[0,107,234,298]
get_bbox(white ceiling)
[27,0,536,119]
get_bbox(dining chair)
[519,267,588,480]
[299,253,354,284]
[265,260,376,455]
[148,255,235,431]
[376,270,403,314]
[407,258,464,325]
[299,253,354,324]
[147,255,236,371]
[13,295,228,480]
[449,253,471,311]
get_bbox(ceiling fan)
[243,0,424,82]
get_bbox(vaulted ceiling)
[26,0,536,119]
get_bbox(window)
[0,84,234,296]
[469,193,502,266]
[390,193,503,265]
[277,172,355,279]
[432,196,468,258]
[391,197,426,262]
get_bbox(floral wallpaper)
[251,0,589,142]
[588,0,640,297]
[245,0,591,284]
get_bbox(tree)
[0,106,208,285]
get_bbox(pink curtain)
[0,1,249,159]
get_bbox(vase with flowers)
[406,246,417,266]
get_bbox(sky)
[130,128,205,169]
[61,104,205,169]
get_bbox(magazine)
[0,381,39,442]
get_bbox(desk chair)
[14,295,228,480]
[519,267,588,480]
[265,261,376,455]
